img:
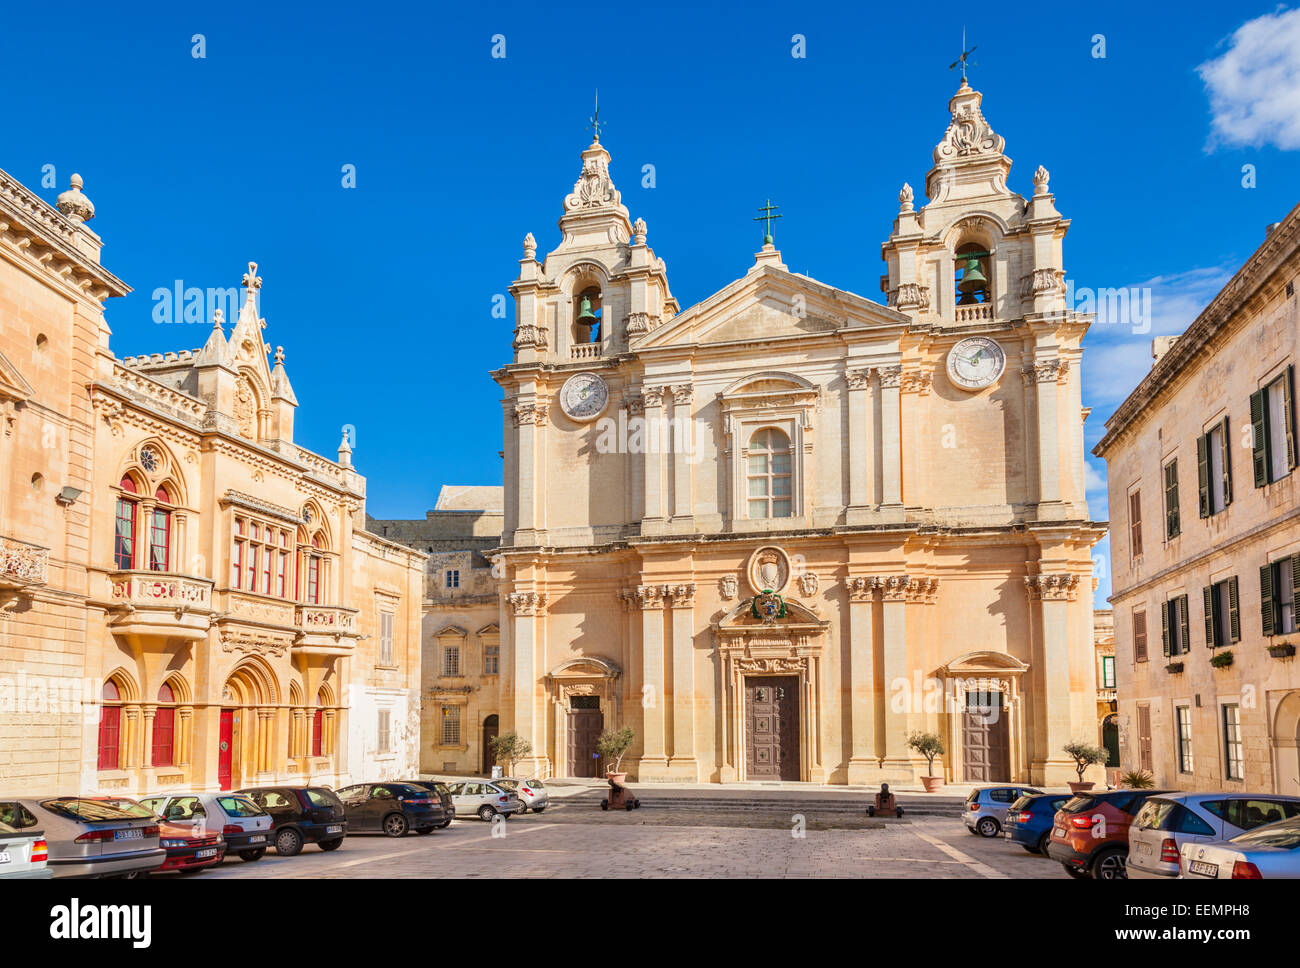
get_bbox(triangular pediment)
[634,264,908,351]
[0,350,34,403]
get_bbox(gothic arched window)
[152,682,176,767]
[149,485,172,572]
[114,477,138,570]
[955,242,991,306]
[98,679,122,770]
[747,428,793,519]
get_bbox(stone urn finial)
[523,231,536,257]
[56,173,95,223]
[898,182,914,213]
[632,217,647,245]
[1033,165,1050,195]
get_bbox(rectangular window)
[148,509,170,571]
[443,644,461,677]
[380,611,394,666]
[377,709,390,754]
[1199,420,1232,516]
[1252,366,1297,486]
[247,543,257,590]
[231,538,243,588]
[1137,704,1153,773]
[1223,704,1243,781]
[262,544,273,594]
[1262,556,1299,636]
[277,551,288,597]
[1161,595,1190,657]
[1163,459,1181,539]
[484,641,499,675]
[307,556,321,604]
[441,705,461,745]
[1101,654,1115,689]
[152,705,175,768]
[1204,577,1242,648]
[1176,706,1193,774]
[1128,489,1143,558]
[312,709,323,757]
[114,499,136,570]
[1134,608,1148,663]
[445,570,460,589]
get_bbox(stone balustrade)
[295,605,358,634]
[570,342,602,360]
[0,536,49,587]
[954,304,993,324]
[108,571,213,609]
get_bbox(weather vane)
[949,28,977,83]
[588,89,604,142]
[754,198,782,245]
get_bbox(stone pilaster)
[846,369,871,524]
[669,386,693,529]
[878,575,913,780]
[666,583,698,780]
[875,366,903,512]
[507,590,548,776]
[844,576,879,782]
[626,584,668,777]
[1025,573,1080,783]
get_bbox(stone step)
[554,793,965,815]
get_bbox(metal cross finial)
[948,28,977,82]
[753,198,782,245]
[588,89,604,142]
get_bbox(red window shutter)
[312,709,323,757]
[152,705,175,767]
[98,705,120,770]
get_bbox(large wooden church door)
[567,697,603,777]
[745,676,799,780]
[962,691,1009,782]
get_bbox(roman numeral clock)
[946,336,1006,390]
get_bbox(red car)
[1045,789,1170,880]
[94,797,225,874]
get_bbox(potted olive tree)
[1064,740,1107,793]
[906,731,946,792]
[488,731,532,777]
[596,726,635,783]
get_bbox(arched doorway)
[545,657,621,777]
[219,659,278,791]
[1273,691,1300,796]
[482,714,499,774]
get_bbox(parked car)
[1129,793,1300,879]
[963,786,1043,837]
[0,804,51,879]
[1002,792,1072,854]
[1046,788,1170,879]
[11,797,164,878]
[1180,814,1300,879]
[443,779,522,821]
[140,793,274,861]
[94,797,226,875]
[235,786,347,855]
[400,780,456,827]
[337,782,447,836]
[494,777,549,814]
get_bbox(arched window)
[955,242,991,306]
[311,688,327,757]
[98,680,122,770]
[149,486,172,572]
[306,534,323,604]
[574,287,602,344]
[152,682,176,767]
[747,428,793,518]
[114,478,138,570]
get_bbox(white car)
[443,780,522,821]
[495,777,549,814]
[0,807,51,879]
[1129,793,1300,879]
[140,793,274,862]
[1180,815,1300,879]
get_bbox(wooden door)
[962,692,1009,782]
[567,709,603,777]
[745,676,799,781]
[482,715,499,774]
[218,709,234,791]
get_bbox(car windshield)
[0,802,37,828]
[1232,817,1300,850]
[100,799,157,818]
[41,798,137,822]
[1135,799,1176,830]
[1010,795,1034,809]
[217,796,264,817]
[305,789,341,808]
[525,779,544,789]
[965,791,980,804]
[496,779,519,789]
[1061,795,1097,813]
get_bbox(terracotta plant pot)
[921,775,943,793]
[606,771,627,786]
[1069,781,1095,794]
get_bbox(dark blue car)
[1003,793,1072,854]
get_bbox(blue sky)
[8,2,1300,608]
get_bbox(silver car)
[495,778,549,814]
[0,804,51,879]
[140,792,275,861]
[14,797,164,878]
[1181,814,1300,879]
[444,780,522,821]
[1129,793,1300,878]
[962,786,1043,837]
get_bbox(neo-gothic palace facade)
[482,82,1105,785]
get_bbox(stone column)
[1027,573,1080,783]
[324,710,337,759]
[141,708,156,769]
[512,400,547,542]
[844,577,879,782]
[123,705,141,769]
[878,576,913,780]
[507,590,546,775]
[642,388,665,526]
[178,708,193,766]
[292,708,306,761]
[877,366,903,510]
[631,584,668,777]
[1028,360,1066,514]
[666,583,698,780]
[846,369,871,523]
[670,386,694,527]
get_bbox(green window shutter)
[1261,563,1275,637]
[1228,576,1240,643]
[1197,434,1210,518]
[1165,461,1180,538]
[1292,555,1300,621]
[1250,388,1268,487]
[1203,585,1215,648]
[1161,599,1171,657]
[1286,366,1297,471]
[1220,418,1233,505]
[1179,595,1191,654]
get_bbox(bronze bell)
[576,295,600,327]
[957,257,988,304]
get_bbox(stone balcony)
[954,304,993,324]
[570,342,602,360]
[294,604,359,655]
[0,535,48,614]
[106,570,214,642]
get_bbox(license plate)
[196,848,218,858]
[0,850,10,864]
[326,824,342,834]
[1190,860,1219,878]
[1135,841,1152,853]
[248,835,265,844]
[1053,827,1065,839]
[114,828,144,841]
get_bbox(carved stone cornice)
[665,582,697,608]
[843,576,879,602]
[846,368,870,391]
[1024,573,1081,602]
[1022,359,1068,385]
[874,365,903,390]
[900,370,933,395]
[512,324,548,350]
[670,384,693,406]
[511,403,548,427]
[880,574,912,602]
[506,591,548,616]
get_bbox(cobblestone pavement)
[198,802,1067,879]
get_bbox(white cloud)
[1198,8,1300,150]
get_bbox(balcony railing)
[295,605,357,635]
[0,536,49,588]
[570,342,602,360]
[108,571,213,610]
[954,304,993,324]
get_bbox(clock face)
[947,336,1006,390]
[559,372,610,422]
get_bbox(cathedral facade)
[488,82,1105,786]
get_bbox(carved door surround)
[938,650,1029,784]
[545,656,622,777]
[713,598,828,782]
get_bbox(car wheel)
[478,805,497,822]
[516,803,528,814]
[383,813,409,837]
[1063,863,1090,879]
[274,827,303,857]
[318,838,343,851]
[1092,848,1128,880]
[977,817,1000,837]
[239,847,267,862]
[1035,832,1051,855]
